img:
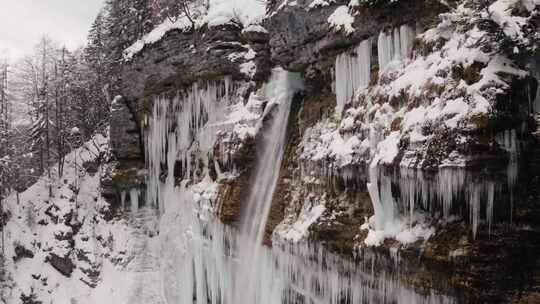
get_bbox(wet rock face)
[122,25,243,100]
[217,137,257,226]
[110,97,142,160]
[107,96,146,217]
[265,0,449,73]
[100,160,146,217]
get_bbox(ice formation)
[533,69,540,113]
[335,39,372,116]
[377,25,415,72]
[496,129,520,223]
[303,18,526,242]
[129,188,140,214]
[147,68,453,303]
[145,79,233,211]
[362,157,524,241]
[367,165,396,231]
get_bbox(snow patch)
[124,17,192,60]
[277,204,326,242]
[308,0,335,9]
[361,213,435,247]
[328,5,355,34]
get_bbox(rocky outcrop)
[110,96,142,161]
[121,24,271,105]
[13,244,34,262]
[45,253,75,278]
[265,0,449,82]
[106,94,146,215]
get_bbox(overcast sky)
[0,0,106,61]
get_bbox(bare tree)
[152,0,202,30]
[0,57,14,256]
[13,36,61,196]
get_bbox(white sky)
[0,0,106,61]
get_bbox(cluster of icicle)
[331,23,522,237]
[377,25,416,72]
[366,128,520,238]
[335,39,372,117]
[334,24,415,117]
[120,188,142,213]
[368,167,496,238]
[145,79,234,210]
[148,68,453,303]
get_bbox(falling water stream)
[234,68,304,303]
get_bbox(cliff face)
[266,0,448,72]
[108,0,540,302]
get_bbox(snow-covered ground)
[0,132,164,304]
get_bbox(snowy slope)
[1,132,162,304]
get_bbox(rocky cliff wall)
[111,0,540,302]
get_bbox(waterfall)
[234,68,303,304]
[335,39,372,117]
[239,68,303,244]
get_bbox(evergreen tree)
[102,0,156,77]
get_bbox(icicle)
[468,184,481,238]
[120,190,126,210]
[367,168,385,231]
[496,129,519,224]
[335,39,372,117]
[399,25,415,60]
[437,168,466,218]
[398,168,417,224]
[486,182,495,235]
[129,188,139,213]
[370,165,508,238]
[377,31,393,73]
[532,68,540,113]
[145,79,235,211]
[367,165,396,231]
[377,25,415,72]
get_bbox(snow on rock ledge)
[327,5,355,35]
[302,3,528,171]
[124,0,267,61]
